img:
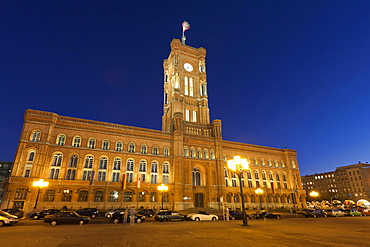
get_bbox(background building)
[302,162,370,207]
[2,39,305,213]
[0,161,13,206]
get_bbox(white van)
[0,210,19,226]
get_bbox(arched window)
[269,171,274,180]
[116,141,123,151]
[128,143,135,153]
[231,173,237,187]
[254,170,259,179]
[192,168,201,186]
[291,161,296,168]
[267,159,272,166]
[203,149,208,159]
[192,110,197,122]
[113,158,121,170]
[84,156,94,168]
[102,140,109,150]
[184,76,189,95]
[210,150,215,159]
[197,149,202,158]
[78,190,89,202]
[110,191,119,202]
[190,147,195,158]
[126,159,134,171]
[28,151,35,162]
[184,147,189,157]
[141,144,147,154]
[68,155,78,167]
[88,138,96,149]
[44,190,55,202]
[163,162,169,173]
[164,147,169,156]
[153,146,159,155]
[94,191,104,202]
[51,153,63,166]
[61,190,72,201]
[189,77,194,96]
[57,134,66,146]
[73,136,81,147]
[260,159,265,166]
[31,130,41,142]
[139,160,146,172]
[99,157,108,169]
[151,161,158,173]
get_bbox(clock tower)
[162,39,210,132]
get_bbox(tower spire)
[181,21,190,44]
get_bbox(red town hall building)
[2,38,306,213]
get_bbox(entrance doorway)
[195,193,204,207]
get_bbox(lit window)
[88,138,96,149]
[57,134,66,146]
[31,130,41,142]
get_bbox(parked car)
[105,208,126,218]
[252,211,281,219]
[76,208,99,218]
[154,210,187,222]
[29,209,60,220]
[227,210,251,220]
[0,210,19,226]
[2,209,24,218]
[359,208,370,216]
[43,211,90,226]
[110,210,146,224]
[187,211,218,221]
[344,208,362,217]
[302,209,327,218]
[137,209,155,217]
[324,209,346,217]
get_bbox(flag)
[182,21,190,32]
[137,173,141,189]
[122,174,126,190]
[271,182,275,194]
[90,171,95,185]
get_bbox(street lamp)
[227,155,249,226]
[310,191,319,208]
[33,179,49,209]
[157,184,168,210]
[255,188,264,211]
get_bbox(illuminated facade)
[2,39,305,212]
[302,162,370,205]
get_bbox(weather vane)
[181,21,190,44]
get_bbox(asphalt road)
[1,213,369,247]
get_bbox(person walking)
[123,208,128,226]
[129,206,136,226]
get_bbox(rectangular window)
[44,190,55,202]
[162,174,169,184]
[151,174,157,183]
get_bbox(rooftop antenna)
[181,21,190,44]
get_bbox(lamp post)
[157,184,168,210]
[255,188,264,211]
[310,191,319,208]
[227,155,249,226]
[33,179,49,209]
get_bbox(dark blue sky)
[1,1,370,175]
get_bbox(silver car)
[324,209,346,217]
[0,210,19,226]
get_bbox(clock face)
[184,63,193,72]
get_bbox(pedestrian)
[129,206,136,225]
[123,208,128,226]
